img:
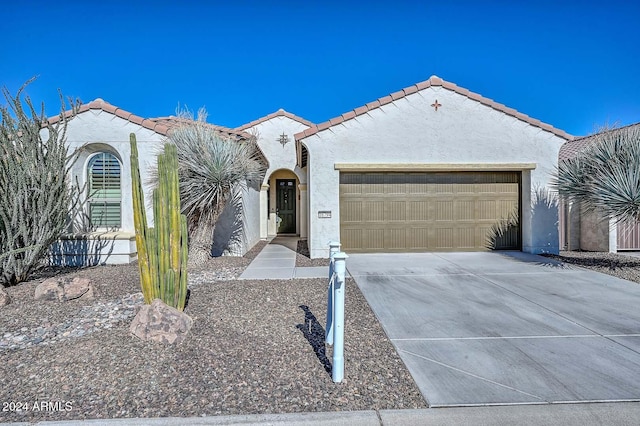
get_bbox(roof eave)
[294,75,574,142]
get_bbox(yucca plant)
[163,108,265,267]
[0,78,80,286]
[485,208,520,250]
[553,125,640,223]
[130,134,188,311]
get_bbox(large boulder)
[0,287,11,306]
[34,278,65,301]
[130,299,193,344]
[34,276,95,302]
[63,277,94,301]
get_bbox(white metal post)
[326,241,341,345]
[332,251,348,383]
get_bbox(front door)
[276,179,296,234]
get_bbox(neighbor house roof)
[150,116,253,141]
[49,98,254,142]
[558,121,640,162]
[48,98,172,135]
[236,108,314,131]
[294,75,574,142]
[148,116,269,167]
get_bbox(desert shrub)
[553,125,640,223]
[0,79,80,286]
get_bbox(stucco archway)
[260,168,307,238]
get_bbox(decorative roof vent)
[277,132,289,147]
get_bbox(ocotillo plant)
[130,133,188,311]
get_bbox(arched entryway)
[260,169,306,238]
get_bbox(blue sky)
[2,0,639,136]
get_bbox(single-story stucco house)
[558,122,640,252]
[46,102,264,265]
[49,75,575,265]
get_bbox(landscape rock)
[129,299,193,344]
[63,277,94,301]
[0,288,11,306]
[35,276,95,302]
[34,278,65,301]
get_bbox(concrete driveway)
[347,252,640,407]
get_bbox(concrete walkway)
[239,237,328,280]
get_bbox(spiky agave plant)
[164,108,266,266]
[553,125,640,224]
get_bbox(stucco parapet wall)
[334,163,537,172]
[236,108,315,131]
[48,99,171,136]
[294,75,574,142]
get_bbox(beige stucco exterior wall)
[302,86,567,258]
[59,110,165,234]
[563,201,582,250]
[41,109,165,265]
[579,210,611,252]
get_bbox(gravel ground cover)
[0,242,425,422]
[295,240,330,267]
[544,250,640,284]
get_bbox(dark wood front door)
[276,179,296,234]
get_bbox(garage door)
[340,172,520,252]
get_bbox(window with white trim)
[87,152,121,228]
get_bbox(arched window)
[87,152,121,228]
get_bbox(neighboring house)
[50,75,574,264]
[558,122,640,252]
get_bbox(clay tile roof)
[558,121,640,162]
[403,86,418,96]
[294,75,574,142]
[378,96,393,106]
[149,116,253,141]
[235,108,314,131]
[48,98,172,135]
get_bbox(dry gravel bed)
[295,240,330,268]
[544,250,640,284]
[0,242,425,422]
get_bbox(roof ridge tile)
[236,109,314,131]
[48,99,168,136]
[294,75,573,142]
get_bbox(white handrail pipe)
[332,251,348,383]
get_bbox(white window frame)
[87,152,122,230]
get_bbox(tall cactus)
[130,133,188,311]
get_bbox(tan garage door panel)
[340,172,520,252]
